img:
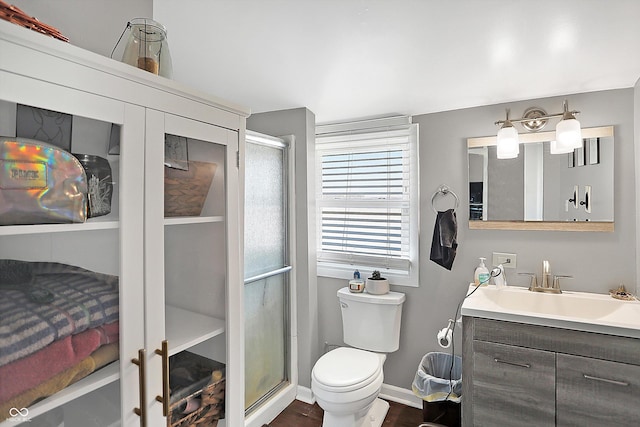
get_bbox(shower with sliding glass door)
[244,131,293,414]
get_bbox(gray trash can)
[412,352,462,427]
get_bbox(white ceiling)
[154,0,640,124]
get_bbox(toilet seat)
[312,347,383,393]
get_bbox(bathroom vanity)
[461,286,640,427]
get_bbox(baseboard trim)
[296,384,421,409]
[296,385,315,404]
[379,383,422,409]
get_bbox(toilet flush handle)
[341,302,348,308]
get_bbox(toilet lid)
[312,347,382,392]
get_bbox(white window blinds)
[316,118,419,286]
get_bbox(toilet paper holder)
[437,319,455,348]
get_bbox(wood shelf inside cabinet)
[165,305,225,356]
[164,216,224,226]
[0,361,120,426]
[0,218,119,236]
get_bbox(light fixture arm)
[495,100,580,132]
[499,109,514,127]
[560,99,578,121]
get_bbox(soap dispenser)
[474,257,490,286]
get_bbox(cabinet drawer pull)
[583,374,629,387]
[494,358,531,369]
[132,349,147,427]
[155,340,170,417]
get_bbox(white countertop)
[460,284,640,339]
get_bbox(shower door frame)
[244,131,298,425]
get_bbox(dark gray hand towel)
[430,209,458,270]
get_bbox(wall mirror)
[467,126,614,231]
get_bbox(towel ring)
[431,185,459,213]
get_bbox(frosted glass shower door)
[244,132,291,412]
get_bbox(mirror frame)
[467,125,614,232]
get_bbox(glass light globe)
[496,125,519,159]
[555,117,582,151]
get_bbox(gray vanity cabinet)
[462,317,640,427]
[556,354,640,426]
[472,341,555,426]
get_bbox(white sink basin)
[460,285,640,338]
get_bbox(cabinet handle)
[132,349,147,427]
[155,340,170,417]
[583,374,629,387]
[494,358,531,369]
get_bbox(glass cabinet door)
[144,111,240,427]
[0,78,145,426]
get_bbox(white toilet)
[311,287,406,427]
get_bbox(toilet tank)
[337,287,406,352]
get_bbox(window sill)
[317,262,418,288]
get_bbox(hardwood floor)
[266,398,425,427]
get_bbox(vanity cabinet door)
[472,340,556,427]
[557,354,640,427]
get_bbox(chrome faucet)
[541,260,550,288]
[519,260,572,294]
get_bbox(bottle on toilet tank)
[349,269,365,293]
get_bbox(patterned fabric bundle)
[0,260,119,367]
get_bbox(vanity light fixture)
[555,100,582,151]
[495,100,581,158]
[496,110,519,159]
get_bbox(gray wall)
[10,0,153,58]
[318,88,636,392]
[247,108,319,389]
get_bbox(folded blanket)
[0,342,119,422]
[0,260,119,367]
[89,341,119,369]
[0,322,118,403]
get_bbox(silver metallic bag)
[0,137,87,225]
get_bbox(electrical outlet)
[493,252,517,269]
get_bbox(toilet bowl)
[311,347,387,427]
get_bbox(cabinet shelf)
[0,215,224,235]
[164,216,224,226]
[166,305,225,356]
[0,361,120,426]
[0,218,119,236]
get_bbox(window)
[315,117,419,286]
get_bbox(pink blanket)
[0,321,118,403]
[0,343,120,423]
